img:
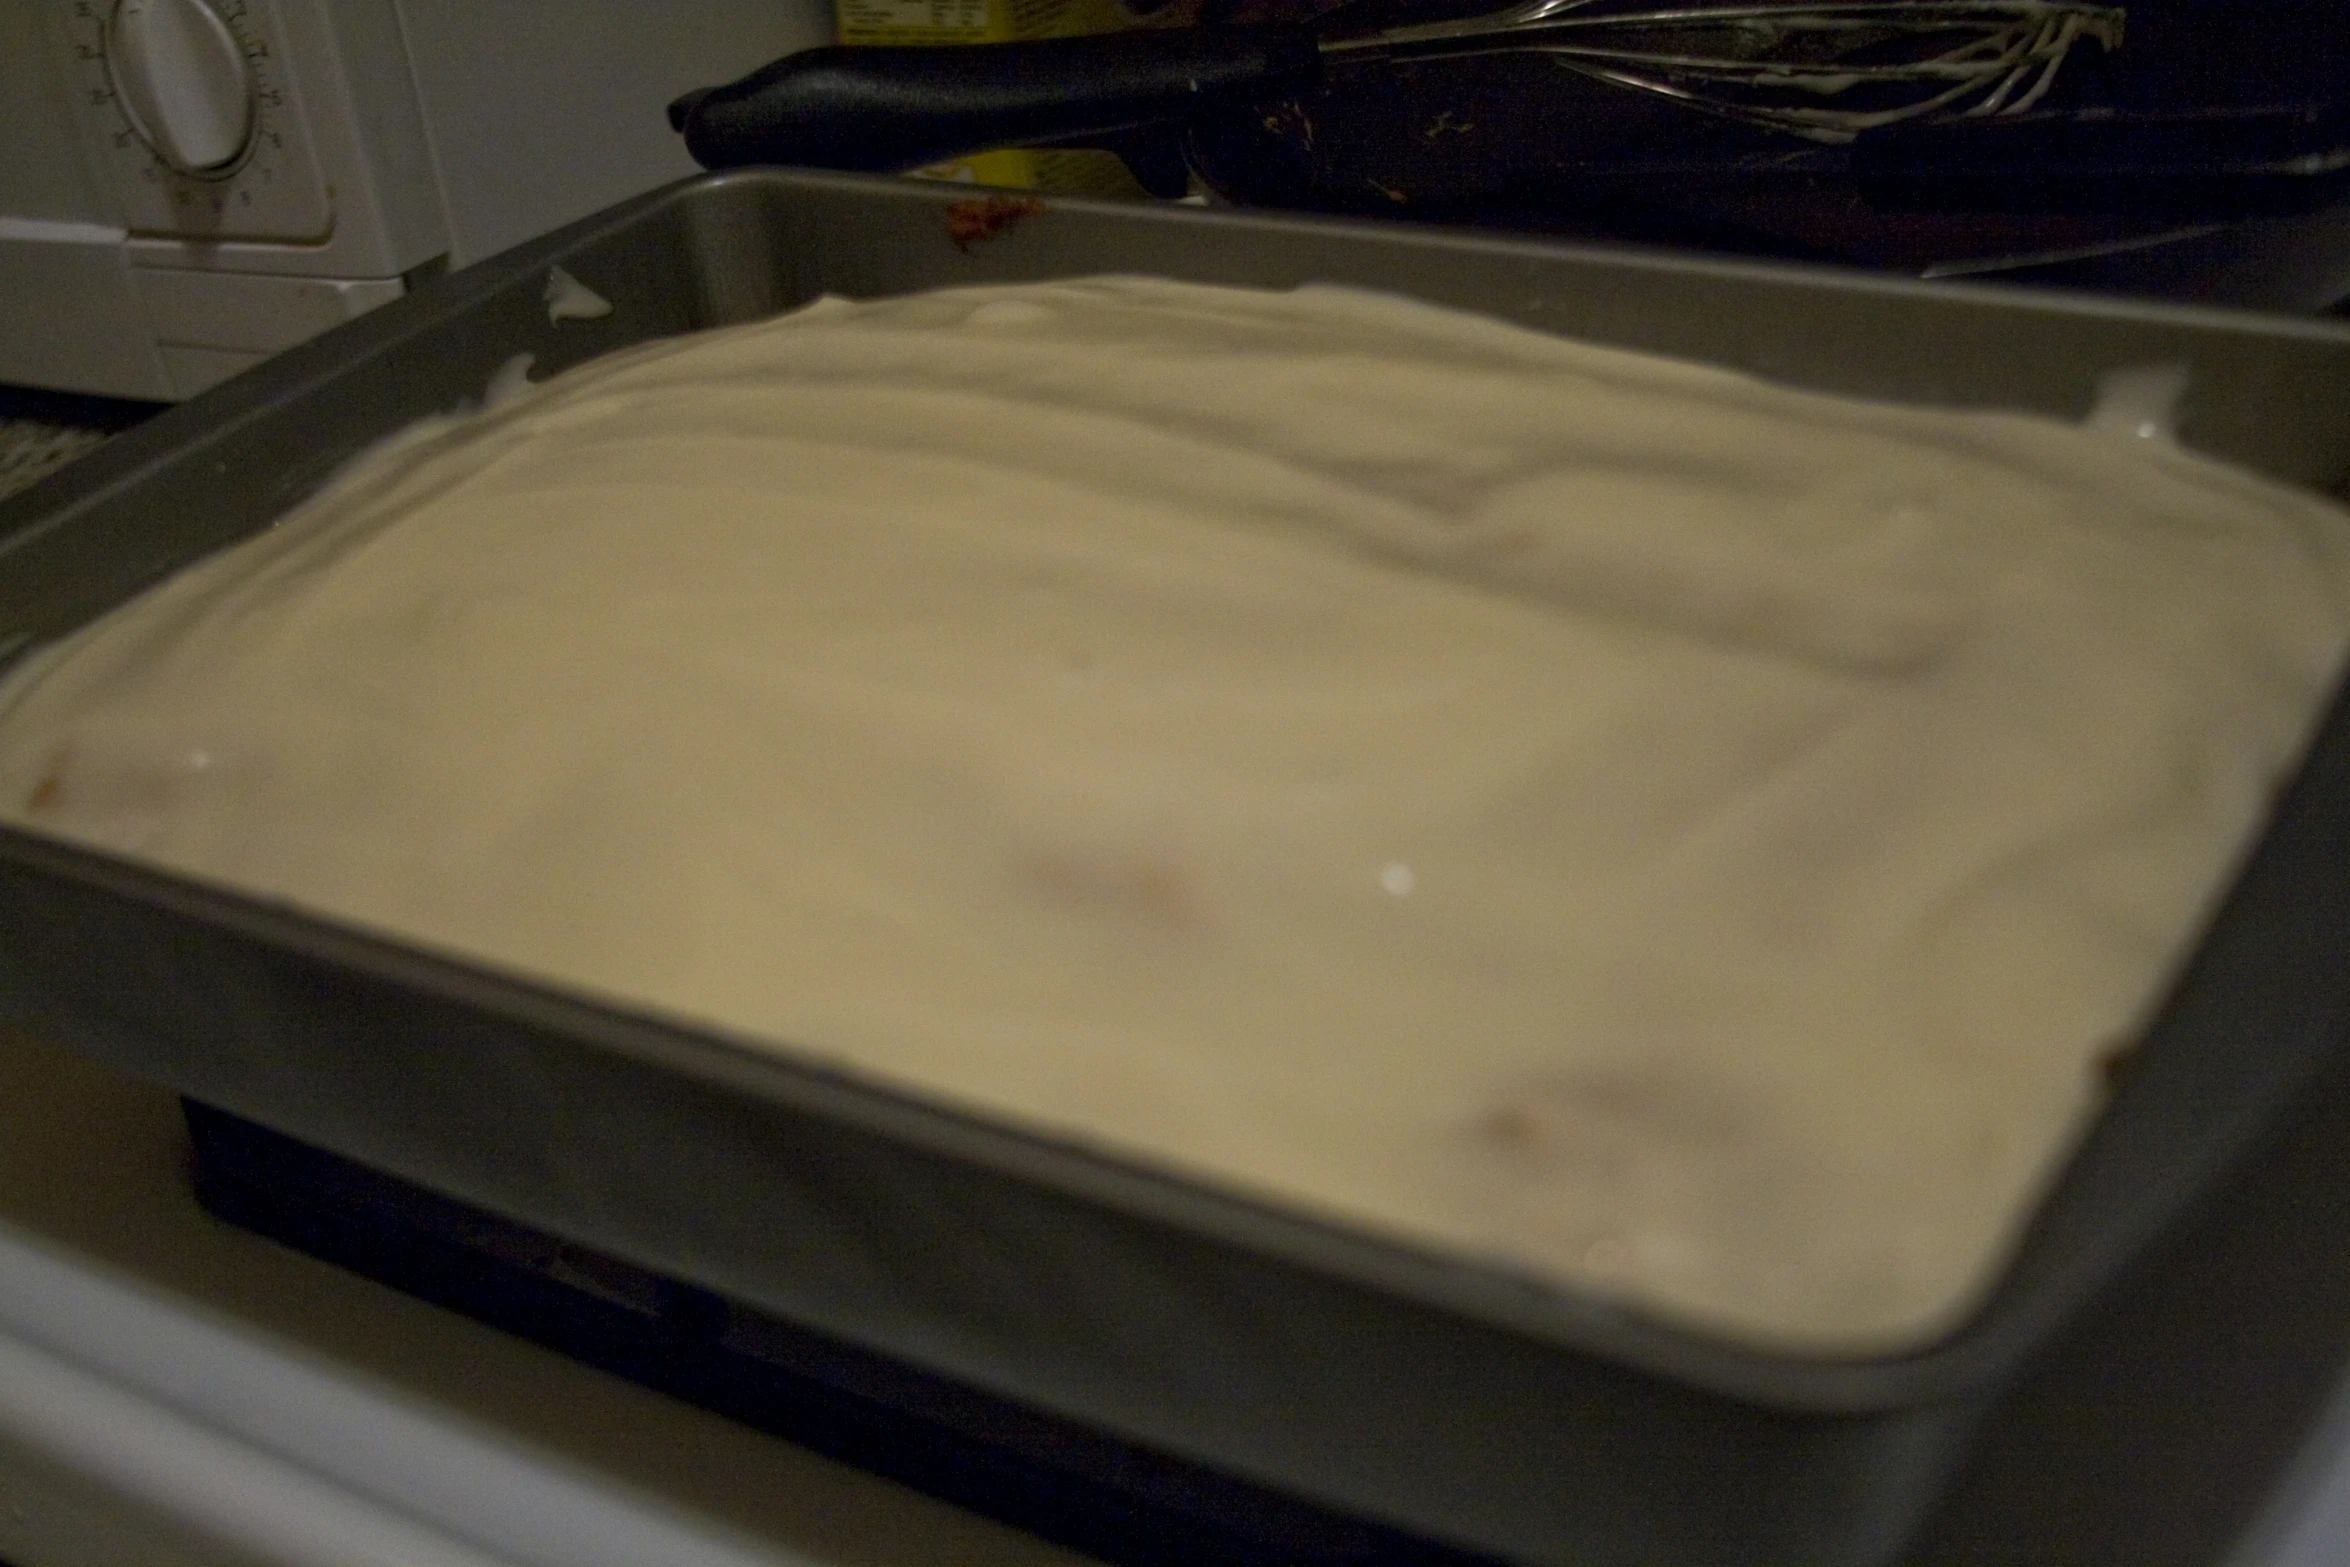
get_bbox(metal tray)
[3,170,2349,1567]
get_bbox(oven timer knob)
[102,0,256,178]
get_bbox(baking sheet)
[3,169,2349,1566]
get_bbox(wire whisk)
[670,0,2135,178]
[1331,2,2129,141]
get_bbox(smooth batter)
[4,277,2347,1353]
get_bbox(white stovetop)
[0,1026,1097,1567]
[2,1021,2345,1567]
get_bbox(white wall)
[391,0,836,267]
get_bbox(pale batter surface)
[4,277,2348,1353]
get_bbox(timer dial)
[54,0,331,242]
[104,0,257,177]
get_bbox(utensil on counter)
[1853,99,2350,216]
[667,0,2350,300]
[671,1,2128,176]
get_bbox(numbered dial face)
[105,0,258,177]
[55,0,330,241]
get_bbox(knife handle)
[671,28,1321,175]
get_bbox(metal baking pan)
[3,170,2348,1567]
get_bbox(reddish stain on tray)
[946,195,1047,253]
[25,748,67,813]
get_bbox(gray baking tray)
[3,170,2349,1566]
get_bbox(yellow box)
[833,0,1193,196]
[834,0,1152,46]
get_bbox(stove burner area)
[180,1101,1496,1567]
[181,1029,2350,1567]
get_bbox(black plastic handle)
[672,28,1322,175]
[1855,102,2350,218]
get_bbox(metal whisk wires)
[1329,2,2129,141]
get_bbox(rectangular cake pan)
[3,170,2349,1566]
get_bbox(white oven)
[0,0,831,401]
